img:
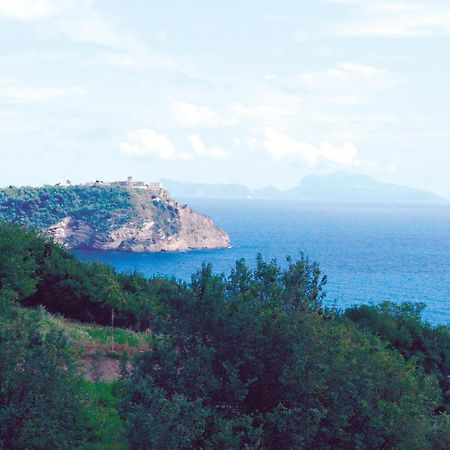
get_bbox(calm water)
[74,200,450,325]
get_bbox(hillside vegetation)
[0,223,448,449]
[0,184,230,252]
[0,185,134,230]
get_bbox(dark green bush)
[0,223,448,449]
[0,300,88,449]
[120,260,448,449]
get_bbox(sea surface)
[74,200,450,325]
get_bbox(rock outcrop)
[0,181,230,252]
[44,192,230,252]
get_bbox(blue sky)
[1,0,449,197]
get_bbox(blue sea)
[74,200,450,325]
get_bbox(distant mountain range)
[161,173,448,204]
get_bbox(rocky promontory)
[0,180,230,252]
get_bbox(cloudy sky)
[1,0,449,196]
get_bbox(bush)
[120,258,447,449]
[345,301,450,413]
[0,222,164,328]
[0,299,88,449]
[1,224,448,449]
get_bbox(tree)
[0,223,42,300]
[345,301,450,413]
[120,257,446,449]
[0,299,88,449]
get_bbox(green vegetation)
[0,222,166,328]
[39,311,150,349]
[0,300,129,450]
[0,184,177,233]
[345,301,450,414]
[120,261,449,449]
[0,300,88,449]
[0,222,448,449]
[0,185,132,230]
[81,381,128,450]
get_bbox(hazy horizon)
[2,170,448,201]
[1,1,450,197]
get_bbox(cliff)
[0,183,230,252]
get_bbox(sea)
[74,199,450,326]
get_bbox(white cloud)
[264,128,359,167]
[120,128,191,160]
[329,1,450,38]
[85,53,178,70]
[320,141,358,165]
[298,62,397,88]
[260,14,291,23]
[0,124,39,134]
[59,7,181,71]
[0,0,71,20]
[187,135,229,160]
[156,30,168,41]
[310,113,402,125]
[245,137,258,148]
[233,137,258,153]
[264,128,318,165]
[62,12,138,49]
[170,102,237,128]
[232,102,292,120]
[242,137,258,150]
[0,81,86,103]
[330,63,390,79]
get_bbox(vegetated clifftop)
[0,182,230,252]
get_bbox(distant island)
[161,172,448,204]
[0,177,230,252]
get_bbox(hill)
[283,172,448,203]
[0,180,230,252]
[161,173,448,204]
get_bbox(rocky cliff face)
[42,189,230,252]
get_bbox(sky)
[0,0,449,197]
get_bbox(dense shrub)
[120,260,448,449]
[0,222,163,328]
[0,185,180,235]
[0,300,88,449]
[345,301,450,413]
[0,223,448,449]
[0,185,132,230]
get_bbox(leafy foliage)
[345,301,450,413]
[0,222,165,328]
[0,185,132,230]
[81,380,128,450]
[120,260,448,449]
[0,184,180,235]
[0,223,448,449]
[0,299,88,449]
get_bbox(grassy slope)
[21,306,148,450]
[39,309,150,350]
